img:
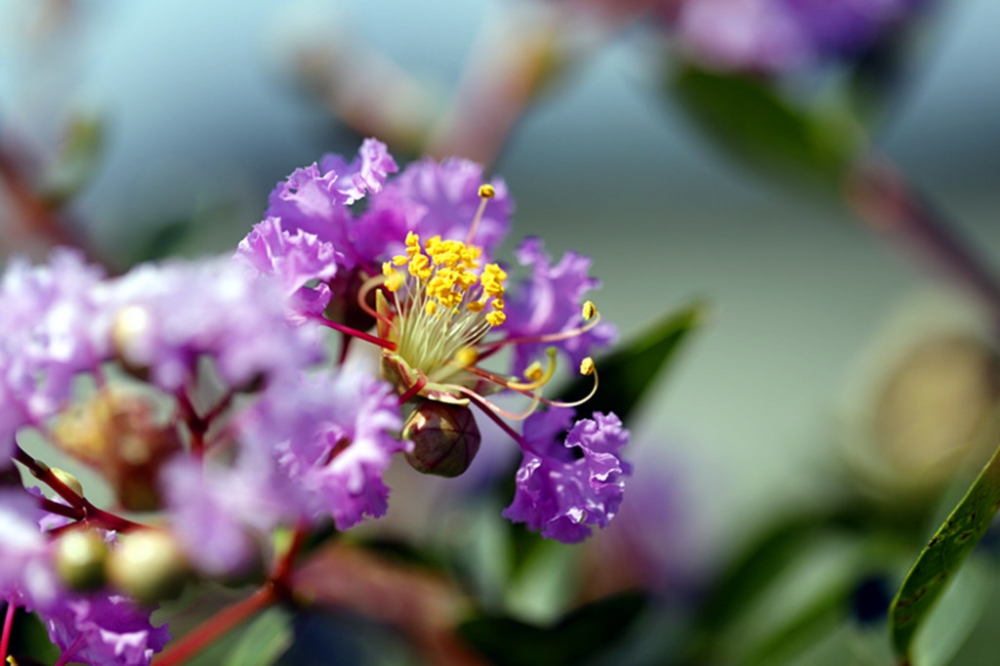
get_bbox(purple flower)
[674,0,924,73]
[503,409,630,543]
[503,237,616,376]
[264,138,398,270]
[0,249,107,426]
[354,157,512,264]
[160,455,292,578]
[259,362,406,530]
[42,592,169,666]
[0,490,59,610]
[234,216,339,323]
[97,258,320,392]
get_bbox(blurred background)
[4,0,1000,663]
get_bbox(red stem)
[152,586,278,666]
[0,600,15,664]
[310,316,397,351]
[14,446,143,533]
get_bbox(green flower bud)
[403,400,481,478]
[54,528,108,592]
[106,529,190,604]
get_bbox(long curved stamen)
[308,314,397,351]
[507,348,557,391]
[466,184,495,246]
[461,390,544,456]
[357,272,397,332]
[462,355,600,409]
[477,302,602,356]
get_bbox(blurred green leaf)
[911,553,994,666]
[7,607,59,665]
[460,591,647,666]
[130,218,200,264]
[745,577,851,666]
[889,441,1000,662]
[556,301,706,423]
[671,66,864,190]
[223,606,293,666]
[39,114,105,207]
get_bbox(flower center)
[381,232,507,380]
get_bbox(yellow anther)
[491,298,504,311]
[582,301,597,320]
[580,357,595,376]
[467,301,485,313]
[409,254,431,280]
[486,311,506,326]
[385,271,404,292]
[455,347,478,367]
[392,255,409,266]
[425,301,438,316]
[382,261,395,277]
[524,362,544,382]
[478,184,496,199]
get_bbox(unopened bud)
[51,468,83,496]
[403,400,481,478]
[111,305,152,378]
[106,529,189,604]
[55,528,108,591]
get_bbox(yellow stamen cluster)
[382,232,507,325]
[381,232,510,380]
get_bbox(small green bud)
[51,468,83,496]
[403,400,481,478]
[54,528,108,591]
[106,529,190,604]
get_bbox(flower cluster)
[667,0,926,74]
[0,138,628,663]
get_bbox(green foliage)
[459,591,647,666]
[889,442,1000,662]
[670,66,864,191]
[223,606,294,666]
[38,114,105,207]
[557,301,706,424]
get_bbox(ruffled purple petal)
[264,139,397,269]
[353,157,512,264]
[503,409,630,543]
[234,216,339,322]
[503,237,616,376]
[42,592,170,666]
[255,362,406,530]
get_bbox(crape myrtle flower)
[43,592,170,666]
[503,408,630,543]
[0,249,107,459]
[672,0,926,74]
[97,257,320,392]
[244,139,630,542]
[0,491,168,666]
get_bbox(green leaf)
[222,606,293,666]
[671,66,863,190]
[890,441,1000,662]
[556,301,706,422]
[38,114,105,207]
[460,591,647,666]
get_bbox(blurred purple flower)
[98,257,320,392]
[674,0,924,73]
[0,249,106,429]
[503,237,616,376]
[0,490,59,610]
[42,592,169,666]
[503,408,630,543]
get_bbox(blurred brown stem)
[845,156,1000,330]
